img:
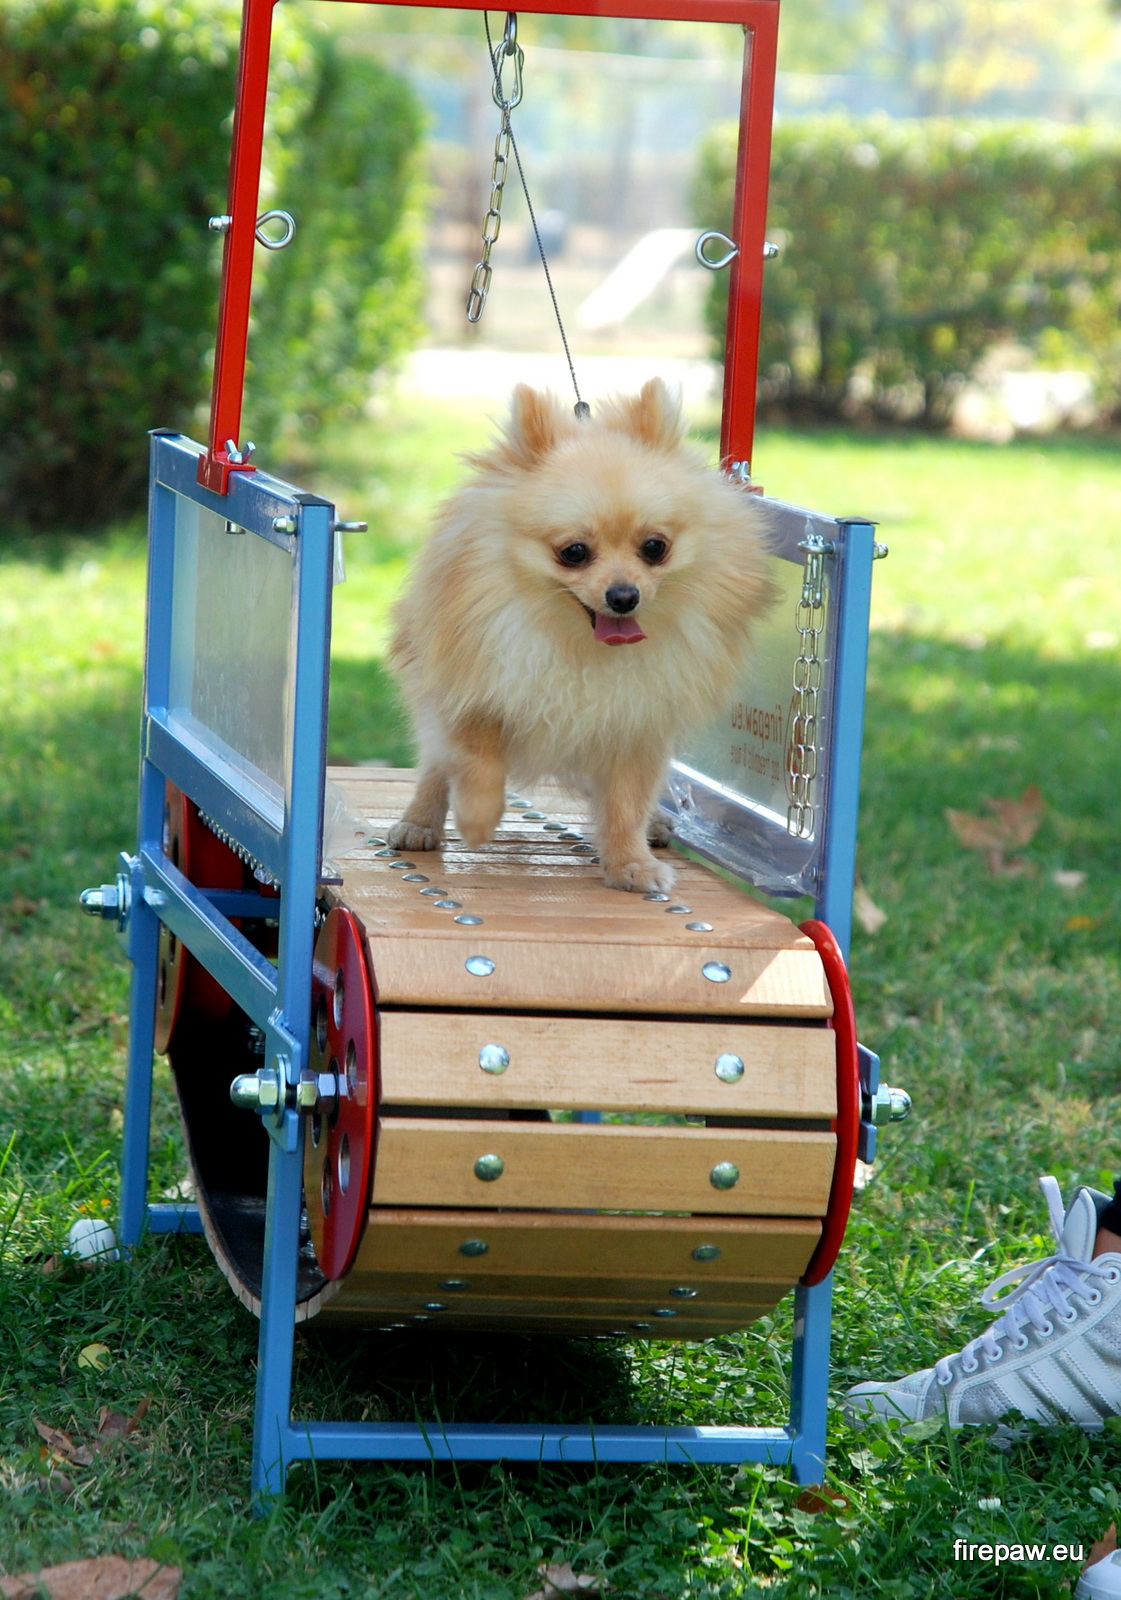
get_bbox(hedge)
[0,0,422,530]
[695,117,1121,427]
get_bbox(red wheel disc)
[304,908,379,1280]
[154,783,243,1053]
[798,918,860,1286]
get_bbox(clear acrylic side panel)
[167,496,295,821]
[665,500,839,897]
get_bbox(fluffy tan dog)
[387,378,773,894]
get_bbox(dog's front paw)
[602,854,676,895]
[386,819,444,852]
[647,813,674,848]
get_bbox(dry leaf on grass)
[946,785,1044,874]
[795,1484,850,1515]
[34,1399,149,1471]
[852,881,887,935]
[34,1421,94,1469]
[0,1556,180,1600]
[1084,1522,1117,1574]
[78,1344,112,1372]
[522,1561,608,1600]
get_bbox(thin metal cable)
[483,12,589,418]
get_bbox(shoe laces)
[935,1177,1116,1384]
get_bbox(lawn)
[2,405,1121,1597]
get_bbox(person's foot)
[846,1176,1121,1431]
[1077,1528,1121,1599]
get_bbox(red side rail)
[199,0,780,495]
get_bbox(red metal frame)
[797,919,860,1287]
[199,0,779,493]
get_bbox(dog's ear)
[494,385,572,469]
[602,378,684,449]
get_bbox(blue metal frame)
[117,439,876,1495]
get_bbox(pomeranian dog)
[386,378,773,894]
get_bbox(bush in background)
[246,36,424,457]
[0,0,241,528]
[0,0,423,531]
[696,116,1121,427]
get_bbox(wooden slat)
[369,940,826,1017]
[316,1290,785,1323]
[328,1271,795,1304]
[315,1304,772,1339]
[379,1010,835,1116]
[350,1209,821,1281]
[372,1119,835,1215]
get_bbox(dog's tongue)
[594,613,646,645]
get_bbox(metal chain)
[787,528,829,839]
[467,15,522,324]
[467,13,589,417]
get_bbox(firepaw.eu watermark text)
[953,1539,1085,1566]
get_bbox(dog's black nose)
[604,584,640,614]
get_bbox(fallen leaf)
[35,1470,76,1497]
[1052,869,1087,891]
[522,1562,608,1600]
[34,1420,94,1468]
[946,786,1044,873]
[97,1397,150,1445]
[78,1343,112,1372]
[0,1555,180,1599]
[795,1484,850,1514]
[1067,914,1100,932]
[1085,1523,1117,1575]
[852,881,887,934]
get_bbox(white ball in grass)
[67,1217,119,1263]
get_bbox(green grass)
[3,407,1121,1596]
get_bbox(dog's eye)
[640,537,669,565]
[557,543,591,567]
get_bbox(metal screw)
[272,515,297,535]
[702,962,732,983]
[209,214,232,233]
[424,1302,447,1312]
[666,905,693,914]
[478,1044,509,1074]
[873,542,889,560]
[474,1153,504,1181]
[631,1322,652,1331]
[522,811,546,820]
[654,1308,677,1318]
[692,1244,721,1262]
[685,921,713,932]
[438,1280,469,1291]
[714,1054,745,1083]
[435,899,462,910]
[671,1286,698,1298]
[710,1162,740,1190]
[402,873,429,883]
[644,892,670,902]
[419,886,445,896]
[454,914,483,926]
[459,1239,489,1257]
[465,955,496,976]
[332,520,368,533]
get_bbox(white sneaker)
[846,1176,1121,1431]
[1077,1541,1121,1599]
